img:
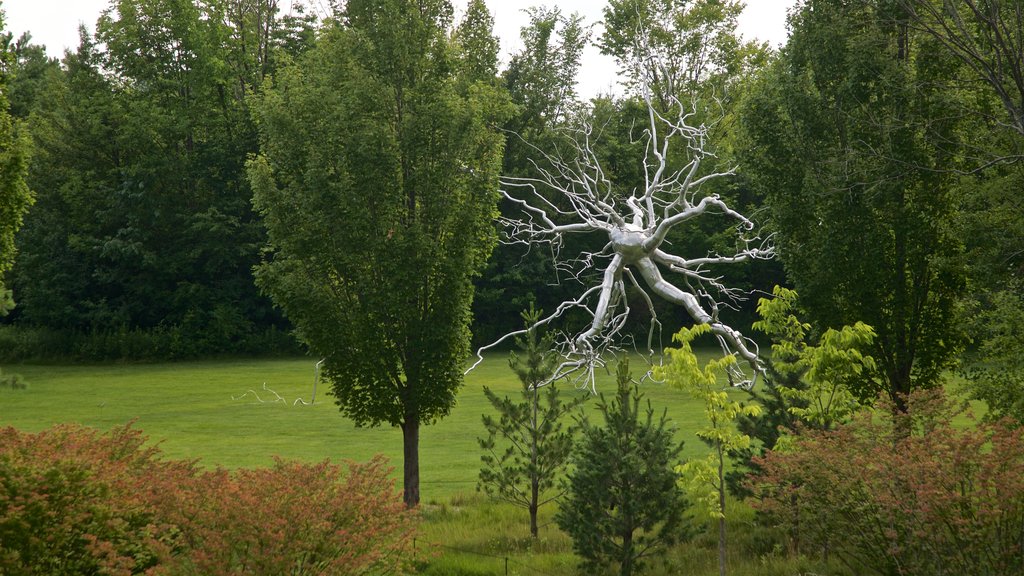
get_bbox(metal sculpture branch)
[472,91,773,389]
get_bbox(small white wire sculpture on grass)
[232,359,326,406]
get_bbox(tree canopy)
[248,0,508,506]
[739,0,968,407]
[0,8,33,316]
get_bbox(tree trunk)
[530,387,539,538]
[401,417,420,508]
[718,444,727,576]
[718,516,727,576]
[621,529,634,576]
[529,499,538,539]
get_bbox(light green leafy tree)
[753,286,875,431]
[248,0,508,507]
[727,286,877,498]
[657,323,759,576]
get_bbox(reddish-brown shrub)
[748,389,1024,576]
[0,424,418,575]
[165,456,418,575]
[0,424,192,575]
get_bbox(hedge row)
[0,325,302,363]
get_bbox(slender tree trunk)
[529,499,538,538]
[621,529,634,576]
[530,387,539,538]
[718,444,727,576]
[718,517,727,576]
[402,416,420,508]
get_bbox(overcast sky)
[4,0,797,98]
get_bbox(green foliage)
[600,0,752,100]
[739,0,968,407]
[962,278,1024,423]
[249,0,509,505]
[503,5,587,133]
[752,286,874,428]
[750,389,1024,576]
[0,423,418,575]
[6,0,289,353]
[478,307,585,537]
[0,10,33,316]
[556,359,691,576]
[897,0,1024,139]
[958,164,1024,423]
[727,286,875,497]
[452,0,500,83]
[658,325,761,517]
[657,324,761,576]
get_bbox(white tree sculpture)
[472,91,773,389]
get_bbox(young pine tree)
[556,359,691,576]
[478,306,585,537]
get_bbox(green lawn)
[0,352,743,503]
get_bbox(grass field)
[0,353,852,575]
[0,352,742,501]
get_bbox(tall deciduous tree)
[888,0,1024,422]
[600,0,753,105]
[739,0,967,409]
[0,5,33,316]
[248,0,508,507]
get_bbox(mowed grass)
[0,350,740,502]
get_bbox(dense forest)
[1,0,1021,409]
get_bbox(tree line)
[0,0,772,357]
